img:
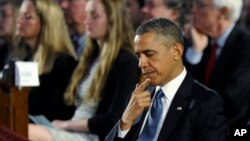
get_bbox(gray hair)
[213,0,243,21]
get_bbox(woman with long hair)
[13,0,77,121]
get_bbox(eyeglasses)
[144,0,164,9]
[0,10,13,20]
[192,0,214,9]
[57,0,79,4]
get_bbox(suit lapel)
[158,74,193,141]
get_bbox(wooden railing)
[0,87,29,140]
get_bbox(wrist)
[120,117,133,131]
[64,121,69,130]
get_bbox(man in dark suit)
[105,18,227,141]
[185,0,250,128]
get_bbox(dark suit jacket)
[105,73,227,141]
[88,49,140,140]
[29,53,77,121]
[185,25,250,126]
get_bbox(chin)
[149,80,157,86]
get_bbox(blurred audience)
[28,0,139,141]
[126,0,145,31]
[185,0,250,128]
[12,0,78,121]
[0,0,20,71]
[57,0,87,57]
[239,0,250,31]
[141,0,191,30]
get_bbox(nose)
[84,14,91,25]
[141,5,150,14]
[60,0,69,10]
[138,55,148,69]
[16,15,24,24]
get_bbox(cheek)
[73,8,86,22]
[96,19,108,37]
[101,23,108,35]
[22,22,41,37]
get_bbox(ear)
[171,10,180,22]
[172,43,184,61]
[219,6,230,20]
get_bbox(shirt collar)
[155,67,187,102]
[217,22,235,47]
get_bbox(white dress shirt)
[118,68,187,140]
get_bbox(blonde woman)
[12,0,77,120]
[29,0,139,141]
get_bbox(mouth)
[142,71,155,78]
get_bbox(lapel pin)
[177,107,182,111]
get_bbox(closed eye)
[136,50,156,58]
[144,50,155,57]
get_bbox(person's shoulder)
[116,48,138,62]
[231,24,250,39]
[56,53,76,62]
[54,53,77,67]
[192,80,221,101]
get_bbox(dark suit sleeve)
[195,92,227,141]
[104,122,124,141]
[105,120,143,141]
[88,52,139,140]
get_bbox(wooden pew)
[0,87,29,139]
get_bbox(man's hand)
[190,26,209,52]
[120,78,151,130]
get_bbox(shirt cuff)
[117,123,130,138]
[185,47,203,65]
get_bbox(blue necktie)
[137,89,165,141]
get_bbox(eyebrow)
[136,49,156,55]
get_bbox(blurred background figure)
[0,0,20,71]
[12,0,77,121]
[141,0,192,30]
[28,0,139,141]
[57,0,87,57]
[141,0,193,51]
[126,0,145,31]
[239,0,250,31]
[185,0,250,130]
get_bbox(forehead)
[145,0,164,4]
[0,3,12,10]
[193,0,213,5]
[20,0,36,12]
[134,32,164,51]
[85,0,104,12]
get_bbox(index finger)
[136,78,151,92]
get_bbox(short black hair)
[135,18,184,45]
